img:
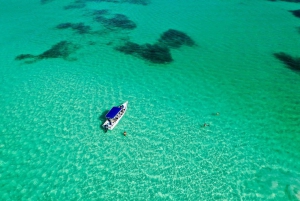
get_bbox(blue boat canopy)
[105,107,121,119]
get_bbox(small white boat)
[102,101,128,131]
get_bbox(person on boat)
[123,131,127,136]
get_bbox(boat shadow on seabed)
[98,110,109,132]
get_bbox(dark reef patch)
[106,14,137,30]
[95,13,137,30]
[115,29,195,64]
[116,42,173,64]
[91,9,110,22]
[158,29,195,48]
[274,52,300,71]
[64,1,86,10]
[38,41,79,59]
[93,9,110,16]
[15,54,35,60]
[139,44,173,63]
[123,0,150,5]
[116,41,141,55]
[83,0,149,5]
[41,0,54,4]
[290,9,300,18]
[268,0,300,2]
[56,22,91,34]
[15,41,79,63]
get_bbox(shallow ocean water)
[0,0,300,200]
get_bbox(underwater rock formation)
[15,41,79,63]
[268,0,300,2]
[56,22,91,34]
[95,13,137,30]
[89,0,149,5]
[116,42,173,64]
[97,0,149,5]
[66,0,149,8]
[116,41,141,55]
[124,0,149,5]
[290,9,300,18]
[15,54,35,60]
[64,1,86,10]
[139,44,173,63]
[93,9,110,16]
[115,29,195,64]
[41,0,54,4]
[91,9,110,22]
[274,52,300,71]
[158,29,195,48]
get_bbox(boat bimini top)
[105,107,121,119]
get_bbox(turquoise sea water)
[1,0,300,200]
